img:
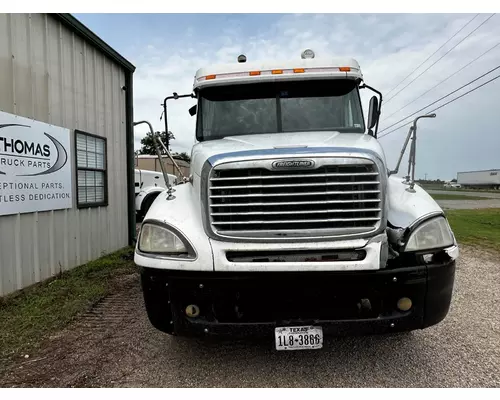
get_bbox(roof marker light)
[272,69,283,74]
[339,67,351,72]
[293,68,305,73]
[249,71,261,76]
[205,74,216,80]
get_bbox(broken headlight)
[404,216,455,252]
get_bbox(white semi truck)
[134,50,459,350]
[457,169,500,190]
[134,168,177,219]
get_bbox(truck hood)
[191,131,387,176]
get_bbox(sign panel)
[0,111,73,216]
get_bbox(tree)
[173,152,191,163]
[138,131,175,155]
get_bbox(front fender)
[135,186,166,212]
[134,183,213,272]
[387,176,443,229]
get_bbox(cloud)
[129,13,500,179]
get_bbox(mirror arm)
[161,92,196,151]
[388,114,436,193]
[389,126,413,177]
[359,83,383,138]
[133,120,175,200]
[154,134,187,181]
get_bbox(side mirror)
[189,105,197,116]
[367,96,379,131]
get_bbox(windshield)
[196,79,365,141]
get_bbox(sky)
[74,13,500,180]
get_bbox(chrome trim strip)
[406,211,445,232]
[207,146,387,167]
[210,171,379,181]
[216,227,374,237]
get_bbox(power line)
[384,13,496,106]
[378,73,500,139]
[382,41,500,122]
[383,14,479,98]
[378,64,500,135]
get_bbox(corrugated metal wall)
[0,13,129,296]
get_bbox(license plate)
[275,326,323,351]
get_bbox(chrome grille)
[207,160,382,239]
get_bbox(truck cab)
[135,50,458,350]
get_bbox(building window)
[75,130,108,208]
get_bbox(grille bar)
[211,208,381,216]
[213,217,380,225]
[211,181,380,190]
[210,190,380,198]
[209,199,381,207]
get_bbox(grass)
[446,208,500,250]
[430,193,491,201]
[0,247,137,361]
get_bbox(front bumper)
[140,253,456,338]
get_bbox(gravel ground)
[427,190,500,199]
[426,190,500,210]
[435,199,500,210]
[1,247,499,388]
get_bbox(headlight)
[138,222,196,259]
[404,216,455,252]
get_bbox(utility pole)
[425,173,428,181]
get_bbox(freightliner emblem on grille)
[271,159,316,170]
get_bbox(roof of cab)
[193,57,363,90]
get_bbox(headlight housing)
[404,216,455,252]
[138,222,196,259]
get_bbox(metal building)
[0,14,136,296]
[135,154,190,179]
